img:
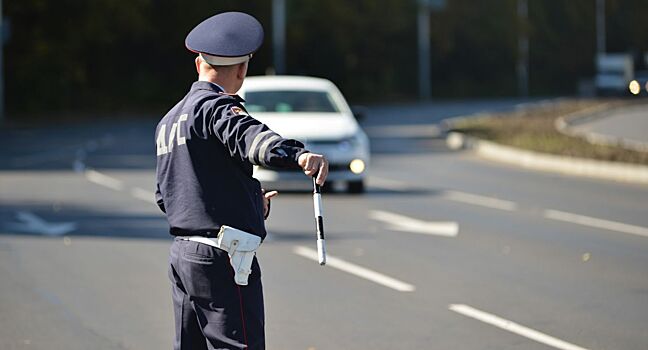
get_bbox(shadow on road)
[267,186,438,197]
[263,229,368,243]
[0,203,369,243]
[0,203,170,240]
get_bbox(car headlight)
[349,159,366,174]
[629,80,641,95]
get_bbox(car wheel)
[347,180,365,194]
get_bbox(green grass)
[449,99,648,166]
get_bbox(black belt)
[170,227,221,237]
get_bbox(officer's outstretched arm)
[298,153,329,186]
[211,102,309,168]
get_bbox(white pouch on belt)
[217,225,261,286]
[186,225,261,286]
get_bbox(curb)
[446,132,648,185]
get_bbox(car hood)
[251,112,360,141]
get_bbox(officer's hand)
[298,153,329,186]
[262,189,278,219]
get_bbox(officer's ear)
[236,61,248,80]
[195,56,202,75]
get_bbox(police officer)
[155,12,328,350]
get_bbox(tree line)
[5,0,647,116]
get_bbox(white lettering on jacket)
[157,114,188,156]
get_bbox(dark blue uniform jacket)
[155,81,308,240]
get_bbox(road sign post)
[0,0,5,126]
[272,0,286,75]
[517,0,529,97]
[417,0,445,101]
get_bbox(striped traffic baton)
[312,176,326,265]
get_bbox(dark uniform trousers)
[169,238,265,350]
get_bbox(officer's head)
[194,56,249,93]
[185,12,264,93]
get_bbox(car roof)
[243,75,336,91]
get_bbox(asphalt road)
[1,99,647,350]
[568,104,648,151]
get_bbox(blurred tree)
[7,0,155,112]
[4,0,648,117]
[286,0,417,102]
[528,0,597,95]
[606,0,648,68]
[5,0,272,114]
[428,0,518,97]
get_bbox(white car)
[239,75,370,193]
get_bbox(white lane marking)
[6,211,77,236]
[449,304,590,350]
[84,169,124,191]
[130,187,156,204]
[369,177,518,212]
[369,210,458,237]
[544,209,648,238]
[293,246,415,292]
[443,190,518,211]
[84,169,159,207]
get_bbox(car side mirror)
[351,105,367,122]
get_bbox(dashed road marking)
[372,176,647,239]
[84,169,124,191]
[369,210,458,237]
[544,209,648,238]
[449,304,590,350]
[294,246,415,292]
[84,169,157,205]
[443,190,518,211]
[370,177,519,212]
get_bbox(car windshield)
[244,90,340,113]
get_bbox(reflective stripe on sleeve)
[247,130,275,165]
[257,135,282,167]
